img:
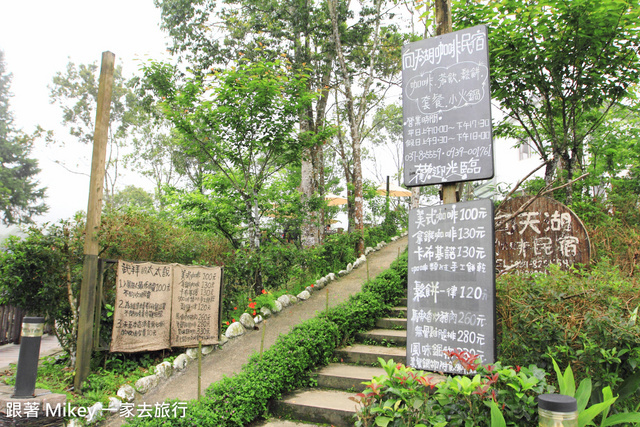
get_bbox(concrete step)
[315,363,386,392]
[270,389,357,427]
[357,328,407,346]
[375,317,407,329]
[335,344,406,366]
[398,297,407,306]
[389,306,407,318]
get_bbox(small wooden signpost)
[495,196,590,275]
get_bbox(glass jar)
[538,394,578,427]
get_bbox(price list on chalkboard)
[402,25,493,187]
[407,198,495,373]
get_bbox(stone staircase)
[261,299,440,426]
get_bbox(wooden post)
[197,340,202,400]
[366,257,370,282]
[260,321,266,359]
[93,258,105,350]
[435,0,458,205]
[385,175,390,218]
[74,51,115,392]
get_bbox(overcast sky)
[0,0,168,225]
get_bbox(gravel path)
[104,236,408,426]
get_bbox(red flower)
[261,289,267,294]
[252,311,256,316]
[249,298,252,302]
[248,302,257,309]
[234,307,238,310]
[225,321,230,326]
[232,318,236,323]
[516,365,521,373]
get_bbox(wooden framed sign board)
[110,260,223,352]
[402,25,494,186]
[407,198,496,373]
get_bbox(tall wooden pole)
[74,51,115,392]
[435,0,458,205]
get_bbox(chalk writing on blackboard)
[407,199,495,374]
[402,25,493,186]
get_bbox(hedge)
[125,252,409,426]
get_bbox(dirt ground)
[103,236,408,427]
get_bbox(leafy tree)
[576,100,640,224]
[327,0,410,253]
[142,56,316,253]
[0,50,47,224]
[107,185,156,212]
[122,117,184,205]
[366,104,404,185]
[154,0,336,247]
[49,60,136,201]
[0,219,83,362]
[454,0,640,201]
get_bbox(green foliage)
[454,0,640,189]
[0,218,83,355]
[352,356,552,426]
[496,261,640,412]
[0,50,47,224]
[550,359,640,427]
[124,250,407,426]
[107,185,156,213]
[3,351,176,411]
[141,54,319,262]
[99,210,229,264]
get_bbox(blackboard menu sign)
[407,198,496,373]
[402,25,494,187]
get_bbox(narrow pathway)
[104,236,408,427]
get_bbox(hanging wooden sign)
[402,25,494,187]
[110,261,223,352]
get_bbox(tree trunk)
[300,145,320,248]
[328,0,375,255]
[411,187,420,209]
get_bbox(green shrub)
[352,356,551,427]
[124,251,408,426]
[497,260,640,412]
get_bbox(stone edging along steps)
[95,235,409,427]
